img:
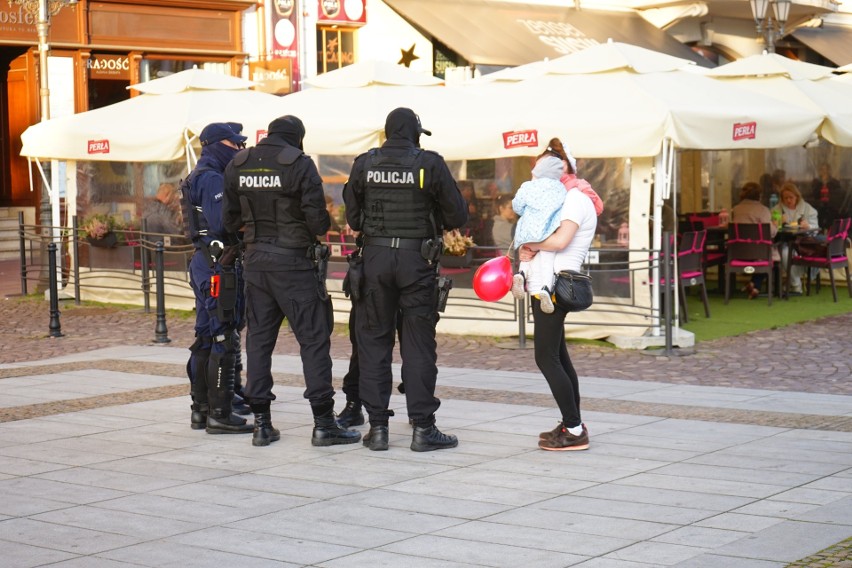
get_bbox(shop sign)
[516,19,598,56]
[0,5,37,31]
[503,130,539,149]
[732,122,756,141]
[87,55,131,80]
[317,0,366,25]
[249,59,292,95]
[88,139,110,155]
[0,4,78,41]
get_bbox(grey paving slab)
[318,549,484,568]
[30,504,205,539]
[792,495,852,525]
[335,487,514,520]
[673,554,784,567]
[612,472,786,499]
[433,519,631,557]
[486,507,679,541]
[766,486,851,505]
[34,466,188,493]
[226,512,412,549]
[0,517,141,554]
[694,512,786,533]
[99,540,298,567]
[573,560,663,568]
[534,494,719,525]
[0,476,130,506]
[601,540,709,565]
[86,455,237,483]
[647,462,825,488]
[710,520,852,562]
[167,525,360,565]
[574,483,755,511]
[0,538,78,567]
[379,534,586,567]
[651,525,750,548]
[31,557,154,568]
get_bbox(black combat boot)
[231,392,251,416]
[311,401,361,446]
[250,403,280,447]
[206,351,253,434]
[231,331,251,416]
[411,424,458,452]
[336,400,365,428]
[190,403,208,430]
[362,424,389,451]
[187,339,211,430]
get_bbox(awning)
[383,0,713,68]
[792,25,852,67]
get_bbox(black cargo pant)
[355,245,438,427]
[242,267,335,406]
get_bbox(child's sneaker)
[537,286,555,314]
[511,272,526,300]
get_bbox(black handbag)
[553,270,593,312]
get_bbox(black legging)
[532,298,582,428]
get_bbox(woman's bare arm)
[527,219,580,252]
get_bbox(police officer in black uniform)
[222,115,361,448]
[343,107,467,451]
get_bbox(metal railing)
[17,223,675,347]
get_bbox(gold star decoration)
[398,44,419,67]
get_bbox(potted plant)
[441,229,476,268]
[79,213,138,248]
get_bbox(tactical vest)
[231,145,313,248]
[178,166,213,245]
[362,148,435,238]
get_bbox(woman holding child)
[516,138,600,451]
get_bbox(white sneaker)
[537,287,555,314]
[511,272,526,300]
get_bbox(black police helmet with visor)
[199,122,248,149]
[384,107,431,147]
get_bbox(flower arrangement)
[79,213,137,246]
[442,229,476,256]
[80,213,118,240]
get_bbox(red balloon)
[473,255,513,302]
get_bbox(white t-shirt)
[524,189,597,293]
[553,189,597,273]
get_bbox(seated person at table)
[773,182,819,295]
[491,194,516,254]
[732,181,778,299]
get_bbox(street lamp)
[749,0,792,53]
[8,0,76,289]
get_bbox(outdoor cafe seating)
[786,217,852,302]
[724,223,775,306]
[675,230,711,321]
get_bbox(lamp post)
[8,0,76,290]
[749,0,792,53]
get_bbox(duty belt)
[246,243,309,256]
[364,236,425,251]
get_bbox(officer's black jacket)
[222,134,330,249]
[343,138,467,236]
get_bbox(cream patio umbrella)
[20,68,285,164]
[279,60,455,157]
[468,42,824,156]
[705,54,852,147]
